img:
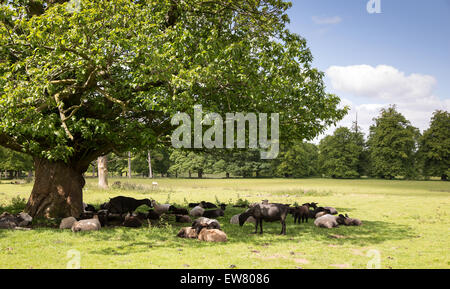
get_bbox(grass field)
[0,177,449,269]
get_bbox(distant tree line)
[1,107,448,181]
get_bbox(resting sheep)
[122,213,143,228]
[191,217,221,234]
[177,227,198,238]
[314,214,346,229]
[239,203,289,235]
[152,200,171,215]
[71,215,101,232]
[198,228,227,242]
[189,205,205,217]
[202,209,225,218]
[341,214,362,226]
[168,206,189,215]
[60,217,77,229]
[175,215,192,223]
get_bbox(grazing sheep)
[189,205,205,217]
[122,213,143,228]
[71,215,101,232]
[177,227,198,238]
[239,203,289,235]
[106,196,152,214]
[60,217,77,229]
[230,213,256,225]
[292,205,310,224]
[202,209,225,218]
[314,214,346,229]
[175,215,192,223]
[191,217,221,234]
[198,228,227,242]
[168,206,189,215]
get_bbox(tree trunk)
[127,151,132,179]
[25,158,84,218]
[147,150,153,178]
[198,170,203,179]
[226,172,230,178]
[442,174,448,181]
[97,156,108,189]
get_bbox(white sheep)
[230,213,256,225]
[314,214,342,228]
[189,205,205,217]
[71,215,101,232]
[60,217,77,229]
[151,200,171,215]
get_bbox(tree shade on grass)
[0,0,347,217]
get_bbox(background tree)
[275,143,319,177]
[418,110,450,180]
[318,127,364,179]
[0,147,33,179]
[367,106,419,179]
[0,0,346,217]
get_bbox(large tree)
[0,0,346,217]
[318,127,365,179]
[418,110,449,180]
[367,106,419,179]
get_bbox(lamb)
[198,228,227,242]
[122,213,143,228]
[105,196,152,214]
[60,217,77,229]
[177,227,198,238]
[202,209,225,218]
[292,205,310,224]
[230,213,256,225]
[191,217,221,234]
[151,200,171,215]
[239,202,289,235]
[189,205,205,217]
[175,215,192,223]
[314,214,346,229]
[71,215,101,232]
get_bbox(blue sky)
[285,0,450,138]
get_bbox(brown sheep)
[177,227,198,238]
[198,229,228,242]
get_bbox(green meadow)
[0,178,449,269]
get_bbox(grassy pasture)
[0,177,449,269]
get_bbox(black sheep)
[146,209,161,220]
[122,214,143,228]
[239,203,289,235]
[292,205,310,223]
[202,209,224,218]
[105,196,152,214]
[168,206,189,215]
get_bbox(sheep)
[341,214,362,226]
[291,205,310,224]
[71,215,101,232]
[230,213,256,225]
[106,196,152,214]
[188,201,217,209]
[324,207,338,215]
[175,215,192,223]
[191,217,221,234]
[189,205,205,217]
[152,181,158,189]
[122,213,143,228]
[177,227,198,238]
[83,203,96,213]
[151,200,171,215]
[168,206,189,215]
[0,212,33,229]
[146,209,161,220]
[314,214,346,229]
[198,228,227,242]
[202,209,225,218]
[60,217,77,229]
[239,203,289,235]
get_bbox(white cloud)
[312,16,342,25]
[314,64,449,142]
